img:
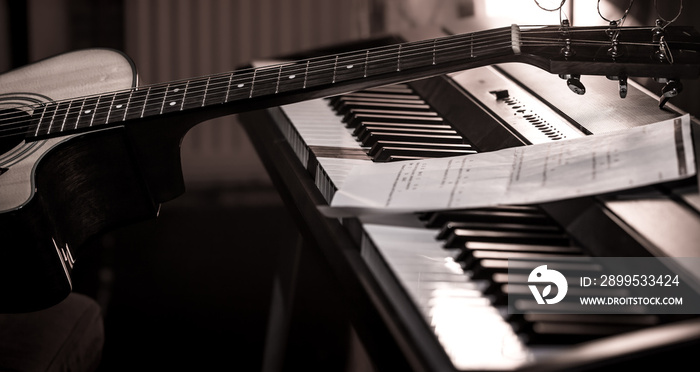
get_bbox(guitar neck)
[28,26,519,140]
[25,23,700,140]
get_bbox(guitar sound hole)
[0,109,30,155]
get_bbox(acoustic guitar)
[0,24,698,312]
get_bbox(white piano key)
[362,222,532,370]
[282,100,361,148]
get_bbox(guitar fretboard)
[29,26,516,139]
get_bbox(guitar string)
[655,0,683,29]
[0,25,676,129]
[597,0,635,25]
[0,30,515,134]
[10,41,517,136]
[0,26,690,138]
[0,26,685,134]
[0,37,679,138]
[0,28,514,127]
[533,0,567,12]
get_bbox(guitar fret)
[400,40,434,70]
[90,95,101,126]
[180,81,190,111]
[48,101,68,134]
[74,96,98,130]
[276,63,305,94]
[142,85,171,118]
[303,60,309,89]
[62,99,84,131]
[202,77,210,107]
[331,53,365,84]
[227,74,253,102]
[364,50,369,77]
[60,100,74,132]
[104,93,117,124]
[332,56,338,83]
[201,75,225,105]
[397,45,401,72]
[275,65,282,94]
[162,83,187,114]
[470,33,474,58]
[224,73,233,102]
[34,104,49,136]
[122,89,134,122]
[47,100,63,134]
[75,99,86,129]
[108,91,131,123]
[364,45,401,77]
[249,70,257,98]
[160,84,171,115]
[140,87,151,118]
[91,93,115,125]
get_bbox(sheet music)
[325,115,695,216]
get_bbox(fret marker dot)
[116,104,123,109]
[289,75,296,79]
[174,88,180,93]
[169,101,177,106]
[346,65,354,69]
[237,84,245,88]
[84,110,92,114]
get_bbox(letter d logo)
[528,265,568,305]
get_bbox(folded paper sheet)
[325,115,695,216]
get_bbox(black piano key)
[361,132,466,147]
[345,113,444,128]
[368,140,474,157]
[466,259,510,279]
[436,221,562,240]
[514,321,653,345]
[442,228,571,248]
[490,279,627,306]
[343,109,439,125]
[425,208,551,228]
[364,85,414,94]
[331,96,427,110]
[373,146,477,162]
[490,272,581,287]
[520,313,659,326]
[459,250,585,271]
[328,92,423,107]
[356,125,457,141]
[468,258,603,280]
[358,127,459,144]
[352,122,454,137]
[462,241,583,254]
[386,155,425,161]
[502,283,632,302]
[335,101,433,115]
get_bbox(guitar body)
[0,49,183,312]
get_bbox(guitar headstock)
[518,24,700,107]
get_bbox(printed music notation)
[324,115,695,216]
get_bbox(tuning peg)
[659,79,683,109]
[559,74,585,95]
[618,76,628,98]
[606,75,628,98]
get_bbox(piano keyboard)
[261,76,696,370]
